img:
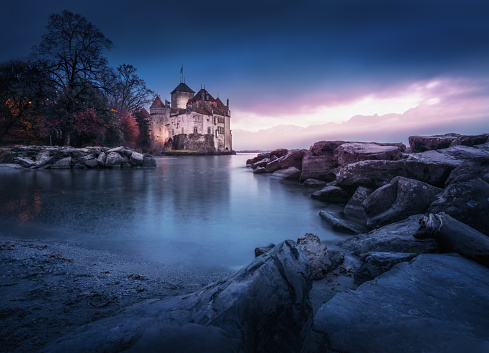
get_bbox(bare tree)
[32,10,113,145]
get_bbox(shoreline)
[0,235,234,353]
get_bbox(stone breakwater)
[0,145,156,169]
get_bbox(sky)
[1,0,489,149]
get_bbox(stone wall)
[172,134,217,154]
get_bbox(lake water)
[0,154,344,269]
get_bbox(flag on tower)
[180,65,183,74]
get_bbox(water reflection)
[0,155,342,269]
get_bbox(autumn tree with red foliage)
[120,110,139,149]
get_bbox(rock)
[445,161,489,185]
[319,210,369,235]
[247,152,270,167]
[83,158,98,168]
[344,186,373,222]
[363,176,442,228]
[302,179,327,188]
[16,157,36,168]
[273,167,302,180]
[309,140,347,156]
[252,158,269,169]
[253,166,267,174]
[278,149,306,170]
[354,252,418,284]
[408,133,460,152]
[142,156,156,167]
[269,148,288,159]
[433,145,489,162]
[334,143,402,166]
[105,152,126,166]
[96,152,106,166]
[41,241,313,353]
[428,178,489,235]
[403,159,457,188]
[415,213,489,267]
[449,133,488,147]
[314,254,489,353]
[297,233,344,280]
[311,186,350,204]
[129,152,144,166]
[51,157,71,169]
[338,215,439,257]
[300,154,338,182]
[34,151,54,168]
[254,243,275,257]
[265,158,281,173]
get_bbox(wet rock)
[309,140,347,156]
[265,159,281,173]
[35,151,54,168]
[408,133,460,152]
[415,213,489,267]
[273,167,302,180]
[363,176,442,228]
[338,215,438,257]
[252,158,269,169]
[311,186,350,204]
[105,152,126,166]
[297,233,344,280]
[354,252,418,284]
[17,157,36,168]
[96,152,106,166]
[344,186,373,221]
[246,152,270,167]
[302,179,327,188]
[319,210,369,235]
[428,178,489,235]
[278,149,306,170]
[334,143,402,166]
[51,157,71,169]
[300,154,338,182]
[41,241,313,353]
[253,166,267,174]
[314,254,489,353]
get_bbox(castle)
[144,81,232,153]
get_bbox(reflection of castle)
[146,81,232,152]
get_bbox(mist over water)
[0,154,343,269]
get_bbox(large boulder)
[129,152,144,166]
[300,154,338,182]
[269,148,288,159]
[272,167,302,181]
[363,176,442,228]
[449,133,489,147]
[311,186,350,204]
[16,157,36,168]
[415,213,489,267]
[334,143,402,166]
[277,149,306,170]
[105,152,126,166]
[309,140,347,156]
[353,252,418,284]
[41,241,313,353]
[343,186,373,222]
[427,178,489,235]
[297,233,344,280]
[319,210,369,235]
[314,254,489,353]
[51,157,71,169]
[265,158,281,173]
[445,161,489,185]
[338,215,439,257]
[408,133,460,152]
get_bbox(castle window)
[181,128,184,134]
[208,127,211,134]
[194,127,197,134]
[172,129,174,136]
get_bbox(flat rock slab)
[314,254,489,353]
[319,210,369,235]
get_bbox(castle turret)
[170,83,195,110]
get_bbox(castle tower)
[170,83,195,110]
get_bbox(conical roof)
[139,107,150,118]
[170,82,195,94]
[191,89,215,103]
[150,96,165,108]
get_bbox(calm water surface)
[0,154,343,269]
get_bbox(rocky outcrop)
[42,241,313,353]
[445,161,489,185]
[363,176,442,228]
[343,186,373,221]
[297,233,344,280]
[272,167,302,180]
[334,143,402,166]
[449,133,488,147]
[278,149,306,170]
[4,146,156,169]
[313,254,489,353]
[353,252,418,284]
[408,133,461,152]
[338,215,438,257]
[415,213,489,267]
[427,178,489,235]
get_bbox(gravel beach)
[0,235,234,353]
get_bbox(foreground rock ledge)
[41,241,313,353]
[1,145,156,169]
